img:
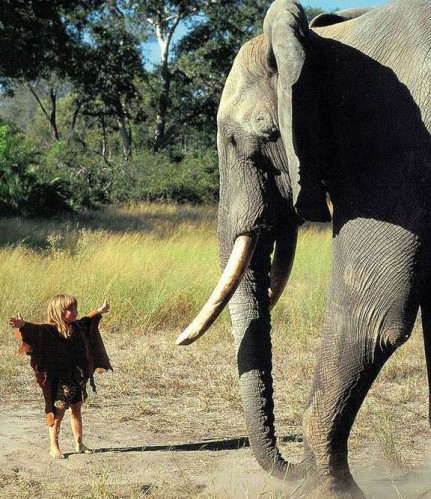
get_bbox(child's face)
[63,303,78,323]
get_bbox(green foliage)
[303,6,326,21]
[0,124,72,217]
[41,137,112,209]
[109,148,219,204]
[71,8,147,127]
[0,1,328,215]
[0,0,103,84]
[0,119,218,217]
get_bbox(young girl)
[9,294,112,459]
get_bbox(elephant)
[176,0,431,496]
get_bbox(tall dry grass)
[0,204,218,335]
[0,204,430,497]
[0,205,332,344]
[0,205,330,408]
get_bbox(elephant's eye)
[230,136,237,147]
[268,129,280,142]
[258,128,280,144]
[253,112,279,142]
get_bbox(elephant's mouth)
[176,230,292,345]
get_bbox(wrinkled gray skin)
[216,0,431,497]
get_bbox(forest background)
[0,0,333,217]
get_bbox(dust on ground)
[2,400,431,498]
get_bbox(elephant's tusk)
[268,228,298,310]
[176,233,259,346]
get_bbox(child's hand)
[97,299,110,315]
[9,314,25,329]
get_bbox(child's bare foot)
[49,448,65,459]
[75,442,93,454]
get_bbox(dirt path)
[2,404,431,498]
[0,404,289,498]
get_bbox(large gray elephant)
[177,0,431,496]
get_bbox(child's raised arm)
[9,314,25,329]
[97,299,110,315]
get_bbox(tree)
[71,5,147,161]
[0,0,103,84]
[303,6,326,21]
[0,1,103,143]
[1,1,147,159]
[0,85,39,133]
[1,0,327,159]
[123,0,219,151]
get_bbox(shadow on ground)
[63,434,303,457]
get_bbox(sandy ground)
[2,401,431,498]
[1,402,288,498]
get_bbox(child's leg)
[70,401,92,453]
[49,408,65,458]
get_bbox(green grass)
[274,224,332,338]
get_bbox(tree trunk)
[118,115,132,161]
[152,10,182,152]
[153,44,171,151]
[114,99,132,161]
[28,84,60,141]
[49,88,59,141]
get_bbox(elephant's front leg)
[299,219,424,498]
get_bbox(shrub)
[42,136,111,210]
[109,147,219,204]
[0,122,219,217]
[0,124,72,217]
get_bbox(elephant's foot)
[290,468,365,499]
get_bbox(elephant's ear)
[310,8,372,28]
[264,0,330,223]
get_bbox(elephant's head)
[177,0,331,346]
[176,0,360,480]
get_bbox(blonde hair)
[47,294,78,337]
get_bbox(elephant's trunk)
[269,226,298,310]
[233,310,289,478]
[177,203,301,479]
[229,228,300,479]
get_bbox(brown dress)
[15,310,112,426]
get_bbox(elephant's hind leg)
[300,219,425,498]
